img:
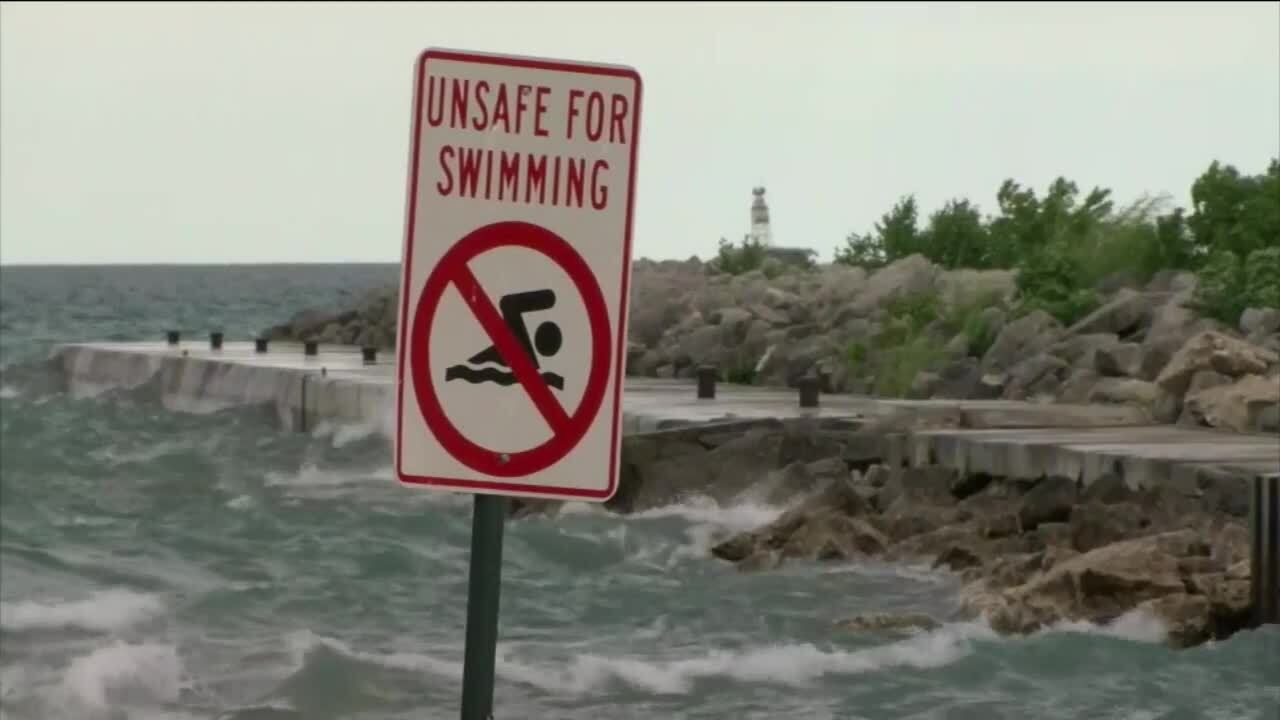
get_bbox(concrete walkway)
[51,341,1279,489]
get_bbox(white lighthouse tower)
[749,186,772,247]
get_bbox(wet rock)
[1081,473,1134,505]
[875,466,958,511]
[933,544,984,572]
[781,514,888,561]
[880,501,965,543]
[1069,502,1150,552]
[833,612,941,635]
[969,530,1208,637]
[1018,476,1078,530]
[736,549,783,573]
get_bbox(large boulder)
[1139,295,1221,381]
[1240,307,1280,337]
[1094,343,1143,378]
[1181,374,1280,433]
[1049,333,1122,370]
[967,530,1209,637]
[1155,331,1279,396]
[1088,378,1160,409]
[936,268,1017,306]
[982,310,1064,374]
[851,254,941,314]
[1003,353,1069,401]
[1066,288,1160,338]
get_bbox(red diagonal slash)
[451,263,572,435]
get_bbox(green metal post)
[459,494,508,720]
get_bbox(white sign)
[394,48,642,502]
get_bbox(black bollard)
[817,368,833,394]
[362,346,378,365]
[166,330,180,346]
[304,340,318,357]
[210,331,224,350]
[1252,472,1280,626]
[798,375,820,409]
[696,365,716,399]
[255,338,269,353]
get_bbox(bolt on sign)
[394,48,642,503]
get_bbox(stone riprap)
[261,254,1280,435]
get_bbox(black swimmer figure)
[445,289,565,390]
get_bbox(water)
[1,265,1277,720]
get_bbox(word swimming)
[436,147,611,210]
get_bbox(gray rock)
[1066,288,1158,338]
[1088,378,1160,408]
[982,310,1064,374]
[1155,331,1280,396]
[852,254,941,314]
[944,333,971,359]
[1187,370,1233,395]
[876,466,958,510]
[1081,473,1134,504]
[1004,353,1068,401]
[1182,374,1280,433]
[908,371,941,399]
[1094,343,1143,378]
[933,358,981,399]
[1018,476,1078,530]
[1151,387,1183,424]
[1049,333,1122,370]
[1240,307,1280,336]
[1057,370,1099,404]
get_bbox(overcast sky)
[1,1,1277,265]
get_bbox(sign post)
[393,48,642,719]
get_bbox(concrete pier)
[51,341,1276,487]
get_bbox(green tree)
[922,198,988,269]
[1189,160,1280,261]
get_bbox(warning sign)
[394,48,642,501]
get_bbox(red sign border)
[410,221,611,478]
[394,47,642,501]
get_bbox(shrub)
[1244,247,1280,310]
[874,336,947,398]
[709,236,766,276]
[1191,249,1245,324]
[1013,241,1101,326]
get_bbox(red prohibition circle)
[410,220,612,478]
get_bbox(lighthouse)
[749,186,772,247]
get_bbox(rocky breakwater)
[535,415,1260,650]
[260,254,1280,433]
[623,255,1280,434]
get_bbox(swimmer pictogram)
[444,289,565,390]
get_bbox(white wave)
[289,623,986,697]
[1040,608,1170,644]
[62,641,185,708]
[226,494,255,510]
[628,496,785,533]
[0,589,164,633]
[264,463,394,489]
[0,384,18,399]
